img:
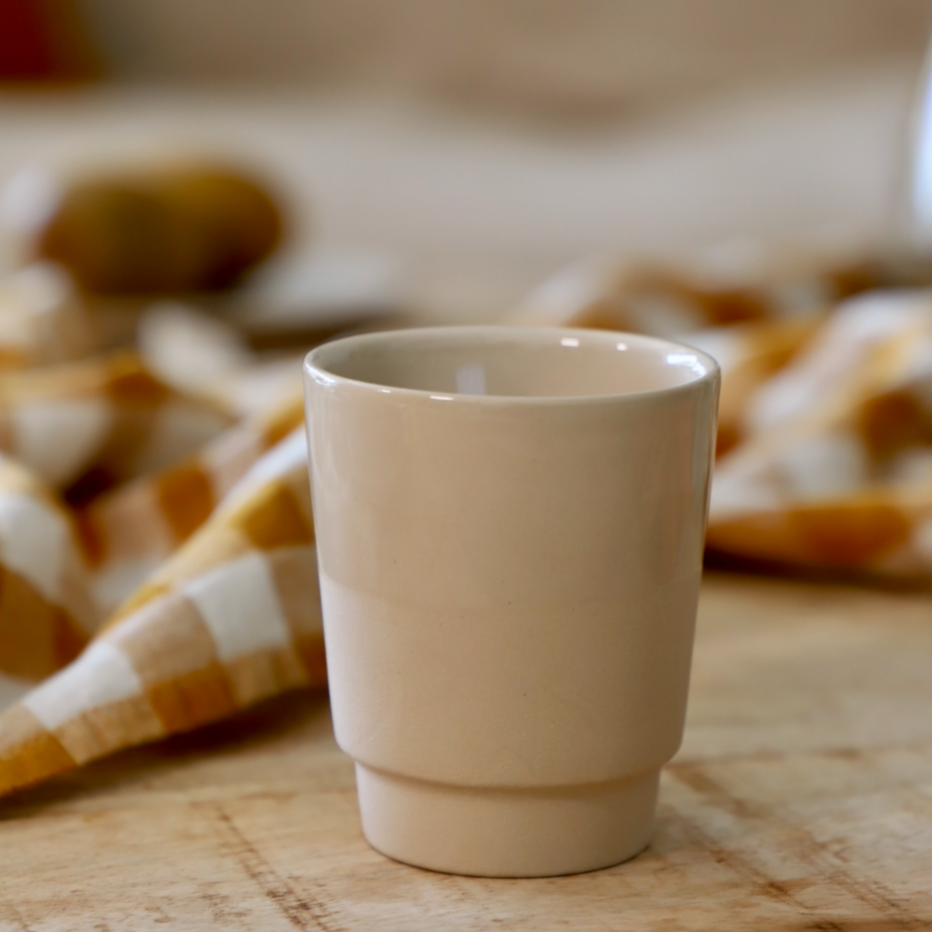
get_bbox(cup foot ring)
[355,764,659,878]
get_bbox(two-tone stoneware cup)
[304,326,719,877]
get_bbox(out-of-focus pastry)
[11,162,285,296]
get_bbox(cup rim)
[304,325,720,405]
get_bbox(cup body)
[304,326,719,877]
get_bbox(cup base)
[354,764,659,877]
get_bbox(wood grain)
[2,572,932,930]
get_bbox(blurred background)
[4,0,932,702]
[2,0,931,322]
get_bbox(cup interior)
[307,327,716,399]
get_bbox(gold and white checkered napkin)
[0,345,241,704]
[518,247,932,577]
[79,395,304,615]
[0,285,314,796]
[0,350,234,495]
[0,264,91,370]
[0,423,323,797]
[0,456,96,685]
[706,291,932,575]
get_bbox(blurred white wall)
[82,0,932,111]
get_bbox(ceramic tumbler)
[304,326,719,877]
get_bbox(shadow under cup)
[304,327,720,877]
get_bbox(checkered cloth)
[0,424,323,797]
[0,273,314,796]
[0,264,90,370]
[517,247,932,577]
[79,395,304,615]
[0,339,240,699]
[0,350,235,495]
[2,240,932,801]
[705,291,932,575]
[512,245,893,334]
[0,455,96,684]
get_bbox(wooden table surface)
[1,571,931,930]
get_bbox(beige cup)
[303,326,719,877]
